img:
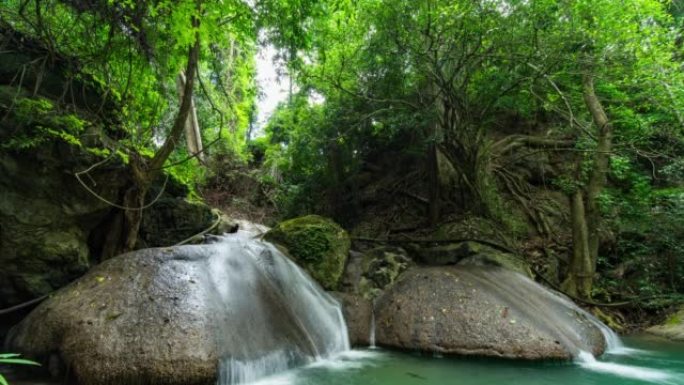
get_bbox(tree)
[0,0,324,255]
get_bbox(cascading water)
[500,274,670,381]
[369,306,376,349]
[202,230,350,384]
[453,266,674,381]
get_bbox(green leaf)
[0,359,41,366]
[0,373,8,385]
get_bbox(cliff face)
[0,28,214,310]
[0,135,128,308]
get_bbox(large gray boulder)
[7,233,348,385]
[374,265,606,360]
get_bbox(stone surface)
[7,234,349,385]
[0,142,126,308]
[357,247,412,299]
[646,307,684,341]
[416,241,532,277]
[374,266,606,360]
[138,197,216,248]
[331,292,372,347]
[265,215,350,290]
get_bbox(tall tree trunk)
[563,189,593,298]
[562,66,613,298]
[116,24,201,255]
[327,137,345,219]
[426,84,444,227]
[427,137,440,227]
[176,72,204,162]
[582,70,613,265]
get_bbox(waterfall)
[369,306,376,349]
[203,231,350,384]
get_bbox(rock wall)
[0,30,216,311]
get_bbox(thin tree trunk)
[118,21,201,254]
[582,69,613,270]
[427,140,440,226]
[176,72,204,162]
[563,189,593,298]
[562,65,613,297]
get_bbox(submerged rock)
[265,215,350,290]
[646,307,684,341]
[374,266,606,360]
[7,232,349,385]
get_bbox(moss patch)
[666,312,683,326]
[265,215,350,290]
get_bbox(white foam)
[308,349,384,370]
[244,372,296,385]
[237,349,385,385]
[577,351,672,382]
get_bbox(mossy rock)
[358,247,411,299]
[646,307,684,341]
[456,242,533,278]
[265,215,350,290]
[137,198,216,248]
[415,240,532,278]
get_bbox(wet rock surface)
[331,292,372,347]
[374,265,606,360]
[7,233,349,385]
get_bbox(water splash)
[576,351,672,382]
[204,231,350,384]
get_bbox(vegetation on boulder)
[265,215,350,290]
[647,307,684,341]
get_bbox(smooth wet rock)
[331,292,372,347]
[7,233,349,385]
[647,307,684,341]
[265,215,350,290]
[374,266,606,360]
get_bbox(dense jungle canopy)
[1,0,684,310]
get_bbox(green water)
[253,336,684,385]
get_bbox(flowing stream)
[232,336,684,385]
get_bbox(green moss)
[2,94,88,151]
[666,313,682,326]
[358,247,411,299]
[265,215,350,290]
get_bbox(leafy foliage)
[0,353,40,385]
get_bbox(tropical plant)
[0,353,40,385]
